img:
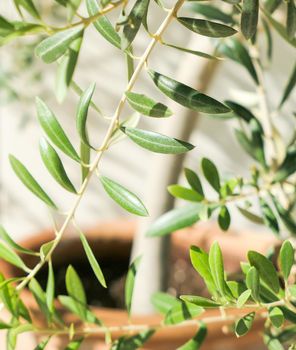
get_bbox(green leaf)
[237,289,251,308]
[9,155,57,209]
[125,256,141,315]
[0,226,36,255]
[246,266,260,301]
[125,92,172,118]
[14,0,40,19]
[86,0,121,49]
[66,265,87,319]
[121,0,150,50]
[121,127,194,154]
[163,42,220,60]
[269,307,284,328]
[168,185,203,202]
[35,26,84,64]
[36,97,80,162]
[0,241,30,272]
[273,144,296,183]
[40,240,55,261]
[46,261,55,314]
[39,138,76,193]
[29,278,51,322]
[279,240,294,281]
[67,0,82,22]
[241,0,259,39]
[237,206,264,225]
[178,17,237,38]
[279,62,296,108]
[225,100,255,123]
[218,205,231,231]
[164,301,203,325]
[151,292,180,314]
[177,322,207,350]
[190,246,218,297]
[64,338,84,350]
[80,231,107,288]
[201,158,221,193]
[76,83,96,149]
[286,0,296,39]
[189,3,234,24]
[111,330,154,350]
[109,113,140,146]
[180,295,221,308]
[148,70,231,114]
[209,242,228,298]
[262,8,296,48]
[264,334,284,350]
[33,338,51,350]
[235,312,255,337]
[56,35,83,103]
[184,168,204,197]
[146,204,201,237]
[272,196,296,234]
[80,141,90,182]
[217,39,258,84]
[99,175,148,216]
[259,198,279,236]
[248,251,280,293]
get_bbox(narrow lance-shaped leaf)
[190,246,218,298]
[177,322,207,350]
[146,204,201,237]
[80,231,107,288]
[248,251,280,293]
[76,83,96,149]
[189,3,234,24]
[279,62,296,108]
[0,241,30,272]
[56,35,83,103]
[14,0,41,19]
[217,39,258,84]
[46,261,55,314]
[273,144,296,182]
[164,301,203,325]
[181,295,221,308]
[235,312,255,337]
[36,97,80,162]
[259,198,279,235]
[0,226,36,255]
[125,256,141,315]
[151,292,180,314]
[246,266,260,301]
[168,185,203,202]
[209,242,229,298]
[39,138,77,193]
[286,0,296,40]
[99,175,148,216]
[121,127,194,154]
[163,42,220,60]
[272,196,296,234]
[184,168,204,198]
[279,240,294,281]
[9,155,57,209]
[125,92,172,118]
[237,289,252,308]
[67,0,82,22]
[201,158,221,193]
[35,26,84,64]
[33,338,51,350]
[86,0,121,49]
[66,265,87,319]
[148,70,231,114]
[178,17,237,38]
[29,278,51,322]
[80,141,90,181]
[65,338,84,350]
[237,206,264,225]
[241,0,259,39]
[121,0,150,50]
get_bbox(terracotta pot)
[0,220,276,350]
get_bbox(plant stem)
[16,0,185,292]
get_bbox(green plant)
[0,0,295,349]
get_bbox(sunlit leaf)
[39,138,77,193]
[237,289,251,308]
[180,295,221,308]
[279,240,294,281]
[35,26,84,63]
[0,226,36,255]
[99,175,148,216]
[148,69,231,114]
[168,185,203,202]
[178,17,237,38]
[177,322,207,350]
[9,155,57,209]
[246,266,260,301]
[151,292,180,314]
[164,301,203,325]
[0,241,30,272]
